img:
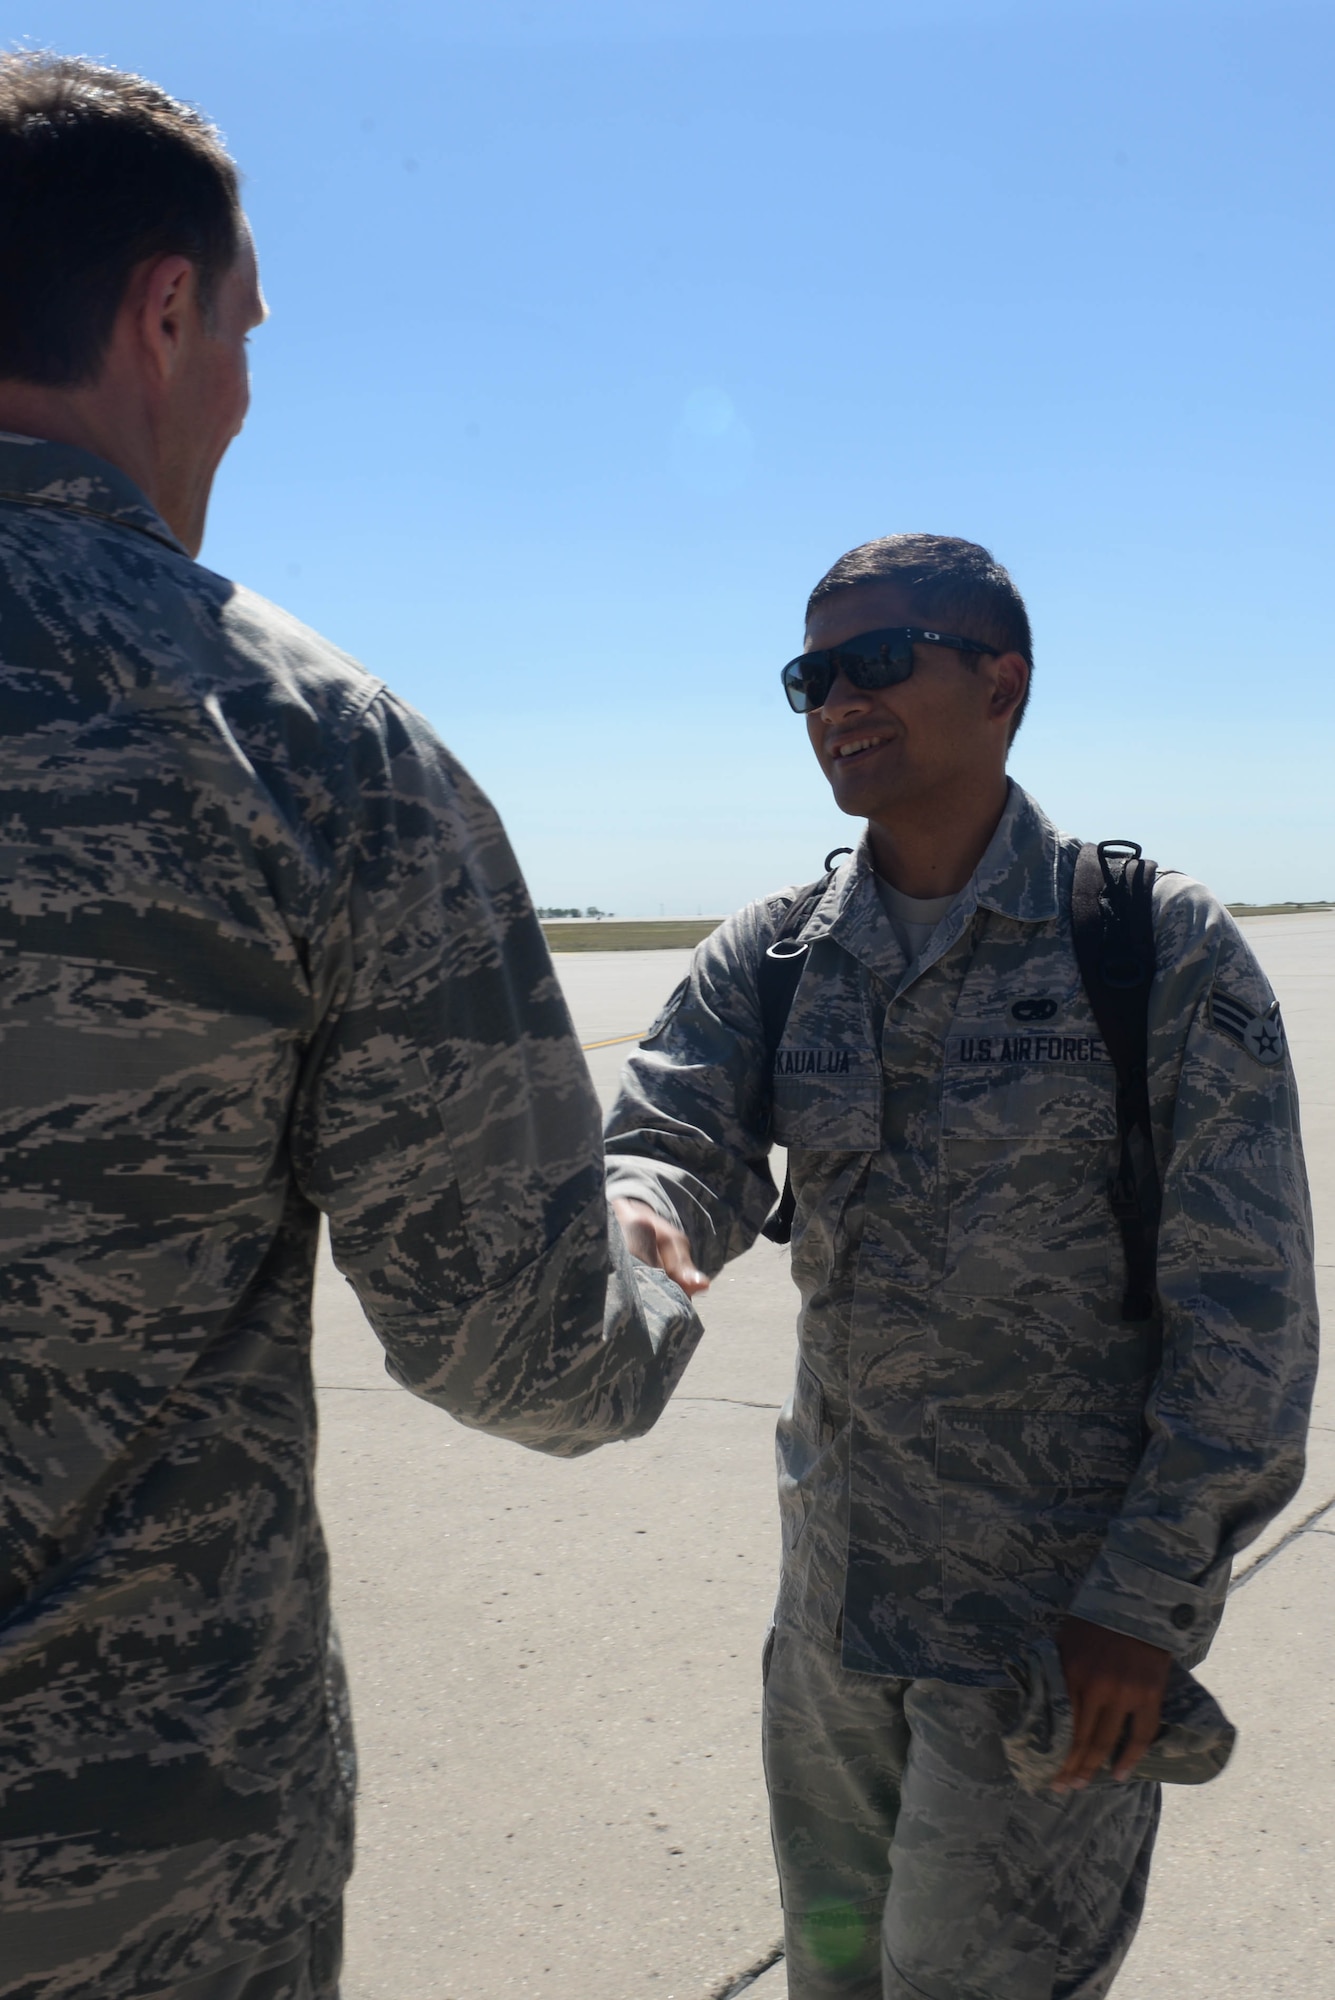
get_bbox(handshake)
[0,47,1313,2000]
[612,1196,711,1297]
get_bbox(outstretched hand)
[612,1197,710,1298]
[1053,1616,1172,1791]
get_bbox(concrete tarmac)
[316,919,1334,2000]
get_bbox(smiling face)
[803,581,1027,834]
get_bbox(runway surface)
[315,918,1334,2000]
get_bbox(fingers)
[1112,1702,1161,1782]
[610,1198,710,1297]
[655,1227,710,1297]
[1053,1695,1130,1793]
[1051,1617,1170,1793]
[611,1198,664,1266]
[1053,1682,1166,1792]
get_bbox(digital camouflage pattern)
[762,1623,1160,2000]
[0,436,702,1999]
[605,782,1318,1681]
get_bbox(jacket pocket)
[771,1044,881,1150]
[937,1407,1142,1627]
[768,939,882,1151]
[940,1063,1119,1297]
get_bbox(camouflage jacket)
[0,436,700,1998]
[605,783,1317,1683]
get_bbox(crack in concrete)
[710,1940,785,1999]
[1229,1491,1335,1591]
[679,1396,783,1410]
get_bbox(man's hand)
[1053,1616,1172,1791]
[611,1197,710,1298]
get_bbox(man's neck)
[0,381,159,515]
[866,772,1010,899]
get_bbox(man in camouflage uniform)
[0,55,701,2000]
[608,534,1317,1998]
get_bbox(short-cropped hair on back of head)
[0,52,242,387]
[807,533,1034,739]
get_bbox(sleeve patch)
[1210,988,1287,1066]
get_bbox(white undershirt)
[874,875,962,965]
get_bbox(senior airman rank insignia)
[1210,989,1287,1066]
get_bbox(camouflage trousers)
[762,1626,1160,2000]
[144,1904,342,2000]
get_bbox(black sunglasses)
[780,626,996,714]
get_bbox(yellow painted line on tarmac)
[580,1030,647,1051]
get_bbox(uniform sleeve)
[603,899,784,1277]
[1068,879,1319,1656]
[289,692,702,1456]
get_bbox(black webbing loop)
[757,850,852,1244]
[1070,840,1161,1321]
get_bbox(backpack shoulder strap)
[757,848,852,1244]
[1070,840,1161,1321]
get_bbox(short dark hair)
[807,532,1034,739]
[0,52,242,387]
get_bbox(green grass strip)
[542,918,719,952]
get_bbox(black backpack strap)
[1070,840,1161,1321]
[757,847,852,1245]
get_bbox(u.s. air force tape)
[1210,989,1287,1066]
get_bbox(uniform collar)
[799,781,1064,989]
[969,781,1063,925]
[0,433,188,556]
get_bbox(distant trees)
[536,906,614,919]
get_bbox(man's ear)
[988,650,1029,725]
[127,254,200,388]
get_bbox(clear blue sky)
[14,1,1335,912]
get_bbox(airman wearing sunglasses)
[605,534,1316,2000]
